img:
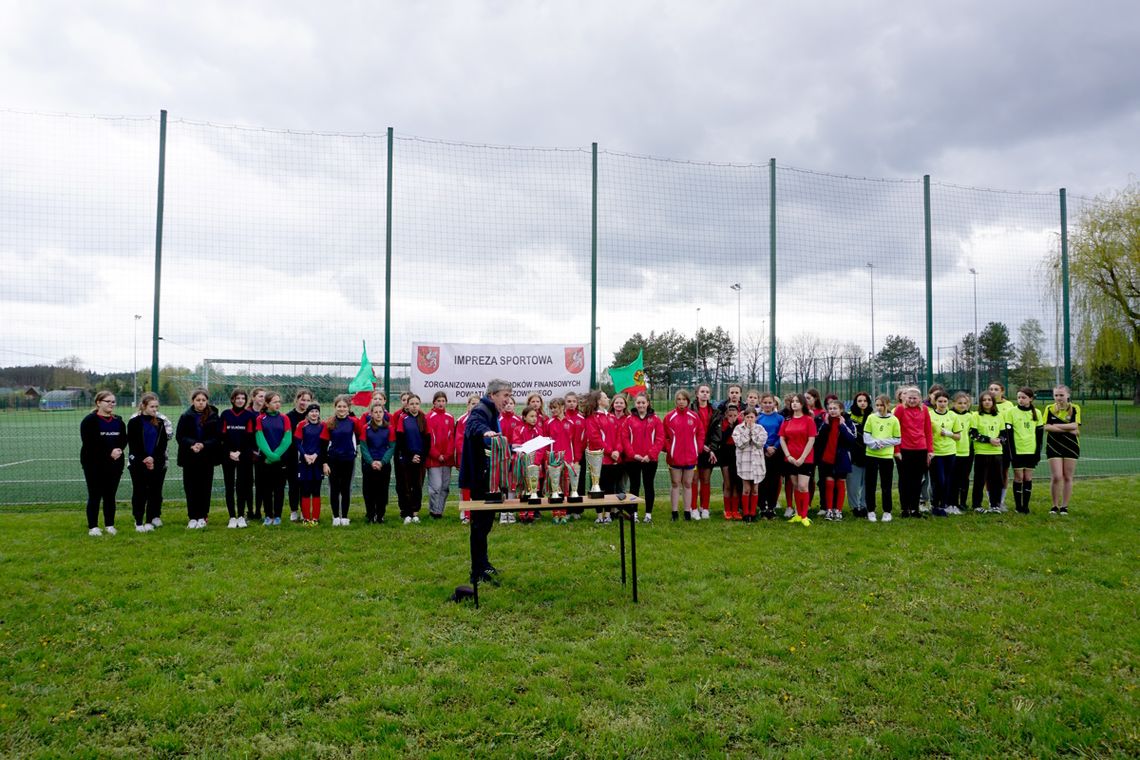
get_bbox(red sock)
[461,488,471,501]
[700,481,711,510]
[822,482,832,509]
[836,481,846,512]
[691,482,698,510]
[784,479,794,510]
[753,493,761,516]
[797,491,809,518]
[300,497,310,521]
[312,497,321,521]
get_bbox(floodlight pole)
[970,268,979,396]
[133,314,141,405]
[150,109,167,393]
[867,261,875,395]
[730,283,742,380]
[695,307,701,384]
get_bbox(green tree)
[611,330,689,387]
[1014,318,1046,388]
[1060,184,1140,402]
[978,321,1013,381]
[874,335,924,384]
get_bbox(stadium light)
[695,307,701,384]
[866,262,876,394]
[133,314,142,405]
[969,268,979,396]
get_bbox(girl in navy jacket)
[127,392,168,532]
[80,390,127,535]
[360,398,393,523]
[815,398,858,521]
[395,393,429,523]
[294,402,328,524]
[220,387,256,528]
[255,391,293,525]
[175,388,221,529]
[323,395,358,526]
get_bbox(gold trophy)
[546,459,564,504]
[566,460,583,503]
[585,448,605,498]
[526,463,543,505]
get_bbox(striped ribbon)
[488,435,513,493]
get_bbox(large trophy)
[566,459,583,504]
[585,448,605,498]
[525,462,543,505]
[546,453,564,504]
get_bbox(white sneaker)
[691,509,701,521]
[701,509,710,520]
[332,517,341,526]
[199,519,208,529]
[632,513,640,523]
[404,516,413,525]
[88,527,102,536]
[881,512,892,522]
[500,513,510,524]
[105,525,117,535]
[784,507,795,519]
[136,524,148,533]
[643,513,653,523]
[594,514,605,524]
[867,512,877,522]
[460,517,470,525]
[412,515,421,524]
[290,511,300,522]
[188,520,197,529]
[507,513,516,524]
[150,517,163,528]
[343,518,350,526]
[237,516,247,528]
[603,513,612,524]
[228,518,238,529]
[145,523,155,532]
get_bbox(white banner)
[411,342,591,402]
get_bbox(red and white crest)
[565,346,585,374]
[417,346,440,375]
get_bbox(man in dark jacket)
[458,379,513,585]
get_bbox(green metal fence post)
[923,175,933,390]
[590,142,598,389]
[1114,400,1119,437]
[150,109,167,393]
[1060,188,1072,388]
[384,127,394,401]
[769,158,777,393]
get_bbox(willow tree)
[1058,185,1140,402]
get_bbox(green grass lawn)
[1,479,1137,758]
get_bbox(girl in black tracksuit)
[395,394,429,521]
[79,390,127,533]
[220,387,256,524]
[127,392,169,529]
[176,388,221,526]
[360,399,393,523]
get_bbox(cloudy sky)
[2,0,1138,382]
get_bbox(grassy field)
[1,477,1137,758]
[2,400,1139,506]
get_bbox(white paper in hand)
[514,436,555,456]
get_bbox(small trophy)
[566,460,583,503]
[546,459,564,504]
[526,463,543,505]
[484,436,511,504]
[585,449,605,498]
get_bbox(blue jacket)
[458,395,500,495]
[814,414,858,476]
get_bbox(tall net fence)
[1,109,1135,504]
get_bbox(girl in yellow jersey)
[970,391,1009,513]
[1043,385,1081,515]
[862,394,901,523]
[987,381,1016,509]
[949,392,975,513]
[1007,387,1044,514]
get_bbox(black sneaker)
[473,571,500,587]
[672,511,679,522]
[1059,506,1068,515]
[931,507,948,517]
[683,510,691,521]
[764,509,776,520]
[1049,506,1060,515]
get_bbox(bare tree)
[787,332,821,388]
[741,330,768,385]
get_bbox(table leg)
[630,505,638,603]
[619,505,627,587]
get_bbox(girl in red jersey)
[717,404,742,520]
[893,386,933,518]
[692,384,716,520]
[525,392,547,428]
[564,391,588,519]
[425,391,456,520]
[804,388,826,512]
[779,393,817,527]
[512,406,546,522]
[622,392,664,523]
[247,387,267,522]
[543,396,575,524]
[583,389,620,523]
[664,389,701,521]
[455,395,479,524]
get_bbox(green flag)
[610,349,648,395]
[348,341,376,406]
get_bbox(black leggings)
[260,463,286,519]
[761,453,783,510]
[84,463,123,529]
[864,457,894,514]
[327,459,355,518]
[182,463,214,520]
[287,455,301,513]
[625,460,658,513]
[397,461,424,517]
[130,465,165,525]
[953,455,973,506]
[897,450,928,513]
[222,457,253,518]
[971,454,1004,510]
[930,454,956,509]
[362,462,391,521]
[252,458,267,517]
[596,464,619,514]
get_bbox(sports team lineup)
[79,377,1082,542]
